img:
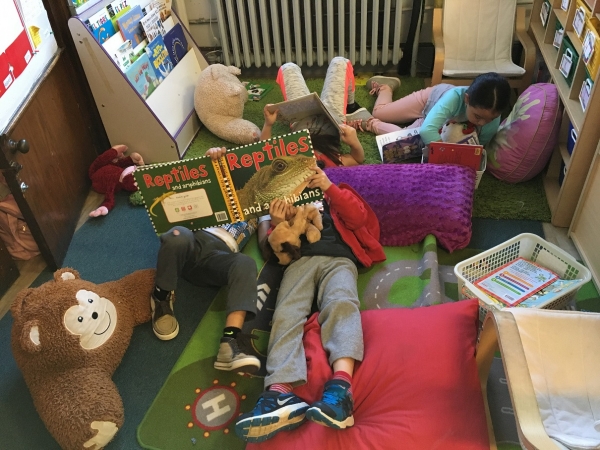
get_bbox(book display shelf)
[529,0,600,228]
[68,0,208,163]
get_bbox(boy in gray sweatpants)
[235,166,386,443]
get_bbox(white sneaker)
[366,76,402,95]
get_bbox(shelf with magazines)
[530,0,600,227]
[68,0,208,163]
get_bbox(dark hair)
[309,133,342,166]
[466,73,511,113]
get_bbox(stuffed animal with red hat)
[89,145,144,217]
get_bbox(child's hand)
[306,166,332,192]
[263,104,278,127]
[269,198,295,226]
[205,147,227,160]
[339,124,360,147]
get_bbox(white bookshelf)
[68,0,208,163]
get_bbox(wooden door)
[0,0,108,272]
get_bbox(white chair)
[478,308,600,449]
[431,0,536,92]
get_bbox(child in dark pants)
[235,166,386,442]
[150,147,270,374]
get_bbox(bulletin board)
[0,0,58,133]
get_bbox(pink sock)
[269,383,293,394]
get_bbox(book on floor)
[473,257,560,307]
[427,141,484,171]
[266,92,342,133]
[376,128,424,163]
[133,130,324,234]
[244,82,274,101]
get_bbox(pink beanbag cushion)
[248,300,489,450]
[325,164,476,252]
[487,83,562,183]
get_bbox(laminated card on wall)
[133,130,324,234]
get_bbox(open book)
[266,93,342,132]
[133,130,323,234]
[376,128,424,163]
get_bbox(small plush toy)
[194,64,261,145]
[268,204,323,265]
[89,145,144,217]
[439,120,479,144]
[10,268,155,450]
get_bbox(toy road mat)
[137,234,598,450]
[137,235,477,449]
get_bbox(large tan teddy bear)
[10,268,155,450]
[194,64,261,145]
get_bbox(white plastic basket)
[455,233,591,312]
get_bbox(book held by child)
[133,130,323,234]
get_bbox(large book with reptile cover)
[133,130,323,234]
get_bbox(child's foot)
[150,292,179,340]
[346,108,374,132]
[305,379,355,429]
[366,76,401,96]
[214,333,261,374]
[235,391,309,442]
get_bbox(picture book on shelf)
[125,53,159,99]
[109,4,131,32]
[145,35,173,82]
[427,141,484,171]
[376,128,424,163]
[162,23,188,66]
[86,7,117,43]
[140,7,166,43]
[244,82,274,101]
[107,0,129,19]
[474,257,559,307]
[117,5,145,46]
[86,7,111,31]
[266,93,342,133]
[133,130,323,234]
[150,0,172,21]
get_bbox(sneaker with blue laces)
[305,379,355,429]
[235,391,309,442]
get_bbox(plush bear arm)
[31,368,123,450]
[103,269,154,326]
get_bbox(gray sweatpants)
[264,255,363,388]
[155,226,257,320]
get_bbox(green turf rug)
[137,232,599,450]
[185,76,551,222]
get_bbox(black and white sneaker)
[150,292,179,341]
[214,332,261,374]
[235,391,309,442]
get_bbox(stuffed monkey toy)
[89,145,144,217]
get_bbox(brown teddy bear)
[268,203,323,265]
[10,268,155,450]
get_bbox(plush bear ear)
[53,268,80,282]
[10,288,33,319]
[226,65,242,76]
[19,319,42,353]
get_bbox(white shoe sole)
[366,76,401,92]
[150,296,179,341]
[214,357,261,373]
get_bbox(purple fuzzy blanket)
[325,163,476,252]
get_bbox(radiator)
[216,0,404,68]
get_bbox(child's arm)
[339,124,365,165]
[419,90,463,144]
[261,104,278,141]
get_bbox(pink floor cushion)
[325,163,475,252]
[248,299,489,450]
[486,83,562,183]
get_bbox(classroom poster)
[0,0,33,99]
